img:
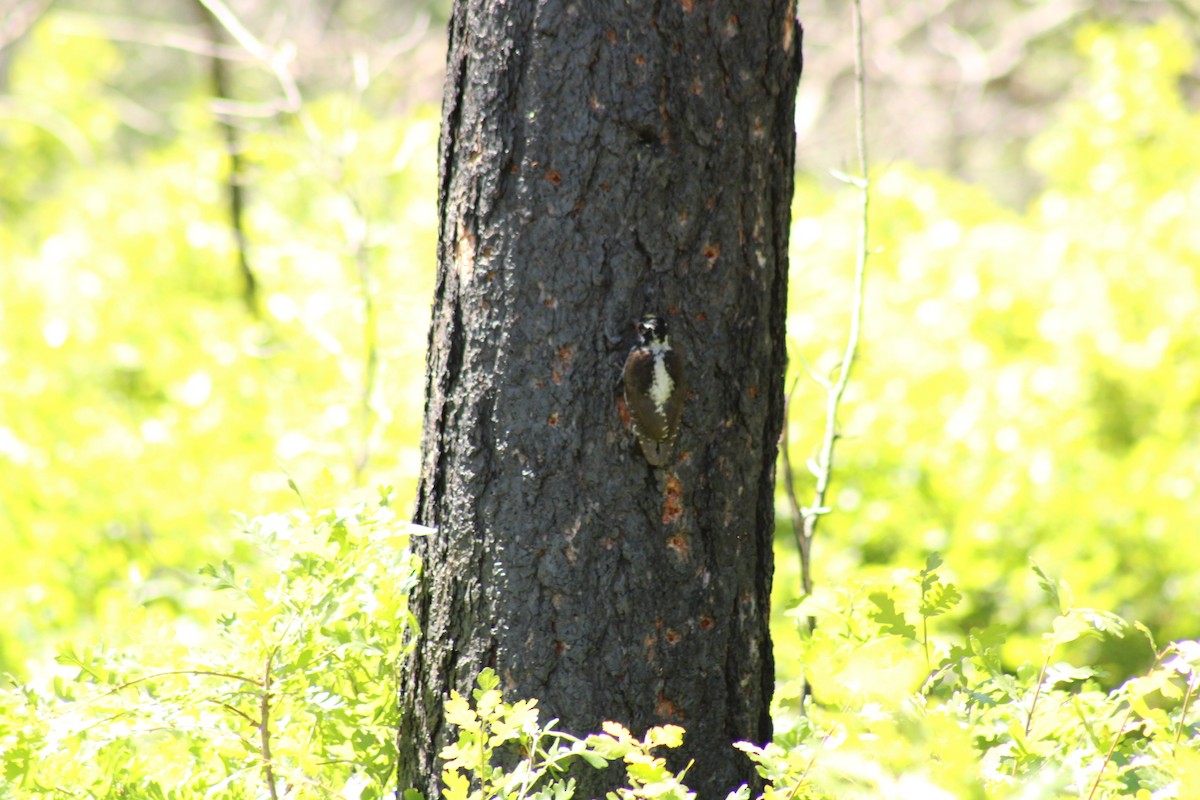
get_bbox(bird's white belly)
[649,352,673,411]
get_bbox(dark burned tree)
[401,1,802,796]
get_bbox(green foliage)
[438,668,592,800]
[779,19,1200,683]
[404,603,1200,800]
[5,547,1197,799]
[762,560,1200,799]
[0,11,437,675]
[434,668,700,800]
[0,491,420,798]
[22,550,1167,800]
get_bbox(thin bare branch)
[790,0,871,601]
[49,11,252,60]
[781,377,810,588]
[259,649,279,800]
[195,0,305,119]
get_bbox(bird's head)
[637,314,669,346]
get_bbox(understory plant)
[1,489,421,799]
[1,500,1196,799]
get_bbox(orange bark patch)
[662,475,683,525]
[551,343,576,384]
[656,692,686,720]
[699,615,715,631]
[783,0,796,52]
[616,394,631,427]
[666,533,689,559]
[703,243,721,268]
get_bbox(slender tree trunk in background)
[400,1,801,796]
[192,0,259,318]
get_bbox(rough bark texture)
[400,2,802,797]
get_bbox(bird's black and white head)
[636,314,670,348]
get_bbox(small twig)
[47,11,251,59]
[101,668,261,699]
[346,193,379,486]
[784,732,830,800]
[194,0,313,139]
[780,377,810,588]
[922,614,931,668]
[1175,662,1198,756]
[1085,702,1135,800]
[790,0,871,601]
[1024,655,1050,738]
[260,649,279,800]
[207,697,261,728]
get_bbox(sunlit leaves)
[779,20,1200,686]
[0,10,438,678]
[0,495,418,798]
[769,562,1199,799]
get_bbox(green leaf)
[645,725,685,749]
[1044,662,1097,687]
[1080,608,1127,637]
[440,769,470,800]
[1133,620,1158,652]
[443,691,477,730]
[1046,613,1091,647]
[1030,560,1063,613]
[921,552,944,586]
[577,749,612,769]
[919,581,962,618]
[869,591,917,639]
[476,667,500,693]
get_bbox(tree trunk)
[400,2,802,797]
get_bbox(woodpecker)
[623,314,686,467]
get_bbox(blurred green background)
[1,0,1197,695]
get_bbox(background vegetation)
[1,0,1197,797]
